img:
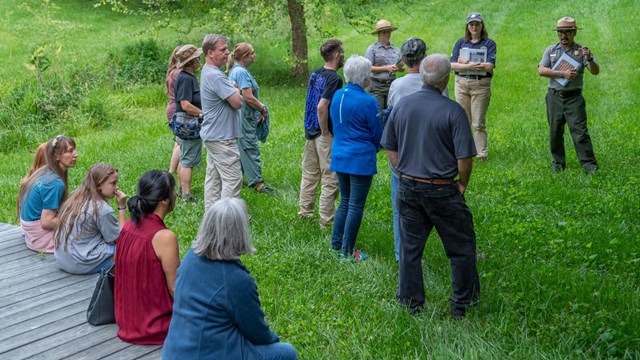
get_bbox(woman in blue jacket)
[163,197,297,360]
[329,55,383,261]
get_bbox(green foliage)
[107,38,166,86]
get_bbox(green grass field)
[1,0,638,358]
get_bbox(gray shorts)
[179,138,202,168]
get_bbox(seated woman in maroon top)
[114,170,179,345]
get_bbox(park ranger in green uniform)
[538,16,600,173]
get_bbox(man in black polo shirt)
[381,54,480,319]
[538,16,600,173]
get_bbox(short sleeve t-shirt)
[200,65,241,141]
[228,64,259,121]
[174,71,201,113]
[303,67,343,140]
[20,171,65,222]
[54,201,120,274]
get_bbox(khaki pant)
[298,135,338,226]
[454,76,492,158]
[204,139,243,211]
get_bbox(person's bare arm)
[456,157,473,195]
[242,88,267,121]
[317,98,332,136]
[226,90,243,109]
[179,100,203,117]
[40,209,58,230]
[152,229,180,298]
[386,150,399,170]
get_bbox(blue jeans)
[87,244,116,274]
[389,162,400,261]
[331,173,373,255]
[396,178,480,314]
[254,342,298,360]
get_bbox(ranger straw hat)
[555,17,580,31]
[371,19,398,35]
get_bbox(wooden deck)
[0,223,162,359]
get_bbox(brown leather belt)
[400,174,454,185]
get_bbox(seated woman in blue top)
[17,135,78,253]
[329,55,383,261]
[53,163,128,274]
[163,197,297,360]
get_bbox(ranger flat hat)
[176,44,203,68]
[555,17,580,31]
[371,19,398,35]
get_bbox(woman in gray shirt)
[53,163,127,274]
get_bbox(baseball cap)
[466,12,483,23]
[401,37,428,61]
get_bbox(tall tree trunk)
[287,0,308,79]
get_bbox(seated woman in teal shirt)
[18,135,78,253]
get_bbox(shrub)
[107,38,165,86]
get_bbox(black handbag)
[86,264,115,326]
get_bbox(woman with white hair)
[163,197,297,360]
[329,55,383,261]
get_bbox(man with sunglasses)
[539,17,600,173]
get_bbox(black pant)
[396,179,480,314]
[546,90,598,170]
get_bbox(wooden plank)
[0,223,19,232]
[0,288,93,330]
[26,325,118,359]
[0,308,89,353]
[0,275,95,309]
[64,337,134,360]
[0,323,108,359]
[0,247,38,262]
[101,343,162,360]
[0,242,31,256]
[136,347,164,359]
[0,277,95,322]
[0,233,25,247]
[0,299,86,343]
[0,254,60,280]
[0,264,72,292]
[0,253,56,277]
[0,223,163,359]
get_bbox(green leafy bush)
[107,38,165,86]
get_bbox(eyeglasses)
[557,30,574,36]
[468,22,482,27]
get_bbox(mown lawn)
[1,0,638,358]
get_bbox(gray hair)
[192,197,255,260]
[419,54,451,88]
[202,34,228,55]
[343,55,372,88]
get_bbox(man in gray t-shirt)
[200,34,244,211]
[382,54,479,319]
